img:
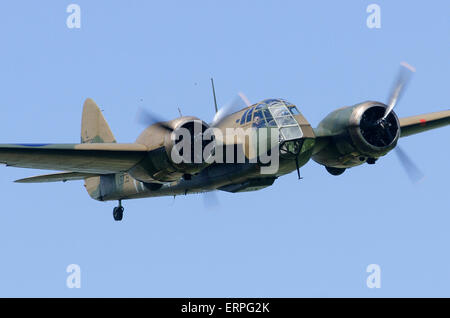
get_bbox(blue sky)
[0,0,448,297]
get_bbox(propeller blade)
[211,93,251,127]
[202,190,220,209]
[136,107,173,132]
[394,146,425,183]
[383,62,416,120]
[238,92,251,107]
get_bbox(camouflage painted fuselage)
[85,102,316,202]
[6,97,449,204]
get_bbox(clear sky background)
[0,0,448,297]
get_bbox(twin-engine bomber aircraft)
[1,63,449,221]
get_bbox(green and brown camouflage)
[2,96,449,206]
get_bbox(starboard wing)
[399,110,450,137]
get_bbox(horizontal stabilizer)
[15,172,100,183]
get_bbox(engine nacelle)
[312,101,400,168]
[129,116,214,183]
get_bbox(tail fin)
[81,98,114,201]
[81,98,116,144]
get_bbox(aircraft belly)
[94,136,316,201]
[97,163,258,201]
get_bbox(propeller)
[378,62,424,183]
[394,146,425,183]
[135,107,174,132]
[134,85,250,207]
[383,61,416,120]
[202,190,220,209]
[211,92,251,127]
[136,82,250,131]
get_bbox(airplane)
[1,62,449,221]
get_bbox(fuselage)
[86,99,316,201]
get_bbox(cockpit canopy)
[238,99,303,141]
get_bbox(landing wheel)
[113,200,124,221]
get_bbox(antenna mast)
[211,78,218,114]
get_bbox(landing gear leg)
[295,156,303,180]
[113,200,124,221]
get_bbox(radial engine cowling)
[312,101,400,168]
[129,116,214,183]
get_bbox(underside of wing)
[400,110,450,137]
[0,143,148,174]
[15,172,100,183]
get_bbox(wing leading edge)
[0,143,148,174]
[399,110,450,137]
